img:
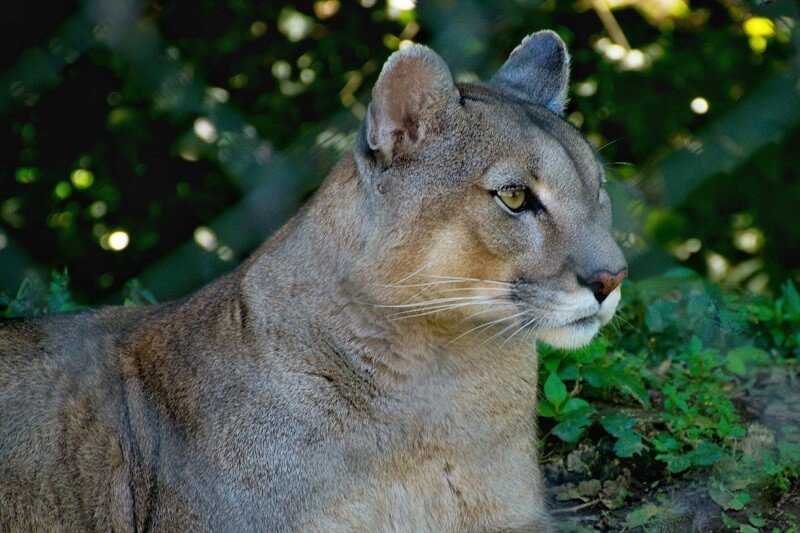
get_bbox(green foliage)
[744,280,800,358]
[540,269,800,524]
[0,271,156,318]
[0,270,82,318]
[0,0,798,300]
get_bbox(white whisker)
[445,309,529,346]
[503,314,542,346]
[374,296,487,310]
[458,304,518,323]
[417,274,513,287]
[387,300,495,320]
[479,312,532,347]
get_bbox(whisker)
[445,309,530,346]
[479,314,531,347]
[384,265,430,287]
[374,296,487,309]
[458,304,518,323]
[502,315,542,346]
[380,282,511,294]
[417,274,513,287]
[378,279,476,289]
[522,316,543,343]
[387,300,495,320]
[433,287,511,294]
[597,135,629,152]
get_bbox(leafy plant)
[744,280,800,358]
[540,269,800,526]
[0,270,82,318]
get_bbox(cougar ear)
[490,30,570,115]
[365,44,457,169]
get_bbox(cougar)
[0,30,627,531]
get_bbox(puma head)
[353,31,627,350]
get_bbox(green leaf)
[624,504,663,528]
[693,440,724,466]
[720,513,741,528]
[558,362,580,380]
[570,339,608,364]
[653,433,682,453]
[543,357,560,373]
[748,515,766,528]
[551,417,591,443]
[582,367,613,388]
[729,492,750,511]
[544,373,568,408]
[660,453,693,473]
[537,399,555,418]
[777,440,800,462]
[712,488,751,511]
[614,431,646,458]
[782,280,800,314]
[600,414,636,438]
[726,346,770,376]
[645,300,675,333]
[612,373,651,407]
[561,397,592,415]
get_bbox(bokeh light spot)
[388,0,415,10]
[314,0,340,19]
[54,182,72,200]
[15,167,38,184]
[278,9,312,42]
[103,230,130,252]
[250,21,267,37]
[744,17,775,37]
[194,226,218,251]
[88,201,108,218]
[71,169,95,189]
[193,117,218,143]
[604,44,627,61]
[690,97,709,114]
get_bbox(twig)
[551,498,602,514]
[589,0,631,49]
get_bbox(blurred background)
[0,0,798,304]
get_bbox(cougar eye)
[492,188,543,215]
[497,190,525,211]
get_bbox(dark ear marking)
[490,30,571,116]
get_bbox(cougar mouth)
[569,314,599,328]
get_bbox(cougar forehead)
[455,82,602,198]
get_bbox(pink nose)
[584,269,627,303]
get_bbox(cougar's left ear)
[364,44,457,170]
[490,30,570,115]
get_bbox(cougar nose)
[580,269,628,304]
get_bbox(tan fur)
[1,32,625,531]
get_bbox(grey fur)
[1,33,625,531]
[491,30,571,115]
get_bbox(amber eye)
[496,189,525,211]
[492,187,544,215]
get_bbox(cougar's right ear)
[362,44,457,172]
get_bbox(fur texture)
[0,32,626,531]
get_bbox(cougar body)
[1,31,626,531]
